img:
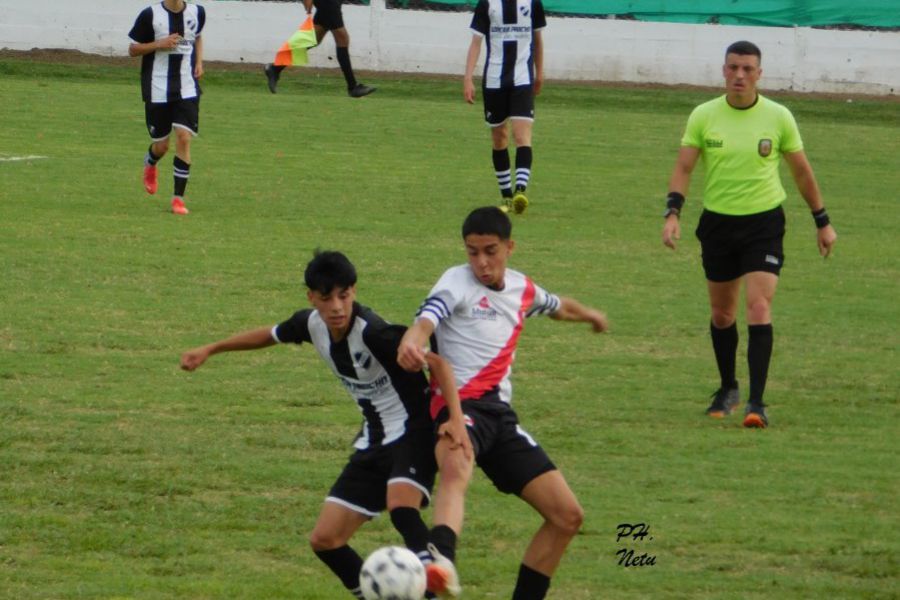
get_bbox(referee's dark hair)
[726,40,762,63]
[305,249,357,295]
[462,206,512,241]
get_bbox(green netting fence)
[386,0,900,27]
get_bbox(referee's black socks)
[747,323,773,405]
[710,322,739,390]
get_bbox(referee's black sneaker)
[742,402,769,428]
[705,385,740,418]
[348,83,376,98]
[264,63,279,94]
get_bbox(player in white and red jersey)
[398,207,608,600]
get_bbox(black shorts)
[144,98,200,140]
[313,0,344,30]
[326,427,437,517]
[483,85,535,126]
[695,206,786,282]
[436,397,555,495]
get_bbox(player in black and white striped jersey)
[464,0,546,215]
[128,0,206,215]
[180,250,469,599]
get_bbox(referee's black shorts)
[313,0,344,30]
[695,206,786,282]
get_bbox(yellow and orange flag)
[273,16,317,67]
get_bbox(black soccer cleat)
[742,402,769,428]
[705,385,740,418]
[348,83,377,98]
[264,63,279,94]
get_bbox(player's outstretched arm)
[397,318,436,372]
[550,297,609,333]
[784,150,837,258]
[425,352,473,460]
[180,327,276,371]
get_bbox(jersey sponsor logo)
[471,298,499,321]
[705,138,724,148]
[339,373,390,392]
[758,138,773,157]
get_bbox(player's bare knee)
[308,529,341,552]
[746,298,771,323]
[711,309,736,329]
[550,503,584,537]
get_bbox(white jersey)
[129,2,206,103]
[470,0,547,89]
[416,265,560,416]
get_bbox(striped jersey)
[128,2,206,103]
[272,303,432,451]
[416,265,560,417]
[470,0,546,89]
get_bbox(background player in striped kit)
[464,0,546,214]
[264,0,376,98]
[128,0,205,215]
[398,207,608,600]
[180,250,468,599]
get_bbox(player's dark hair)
[462,206,512,241]
[726,41,761,63]
[304,250,357,295]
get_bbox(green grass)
[1,57,898,599]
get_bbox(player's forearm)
[206,327,277,356]
[402,319,434,350]
[194,36,203,65]
[464,39,481,81]
[794,167,824,212]
[129,41,160,57]
[426,353,463,421]
[533,32,544,79]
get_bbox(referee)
[661,41,837,428]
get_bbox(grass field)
[0,55,898,599]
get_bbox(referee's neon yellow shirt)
[681,94,803,216]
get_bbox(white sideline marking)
[0,155,49,162]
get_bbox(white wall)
[1,0,897,95]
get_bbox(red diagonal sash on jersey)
[430,279,536,418]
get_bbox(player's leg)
[491,121,513,209]
[431,434,475,542]
[510,118,533,214]
[142,103,171,195]
[309,501,370,600]
[170,99,199,215]
[697,210,744,416]
[742,270,778,427]
[509,86,536,214]
[516,470,584,600]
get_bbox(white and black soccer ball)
[359,546,427,600]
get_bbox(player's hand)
[587,309,609,333]
[438,418,473,461]
[194,62,204,79]
[158,33,181,51]
[662,216,681,250]
[397,340,427,372]
[463,78,476,104]
[534,74,544,96]
[180,347,210,371]
[817,224,837,258]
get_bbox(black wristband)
[666,192,685,211]
[812,207,830,229]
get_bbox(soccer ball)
[359,546,427,600]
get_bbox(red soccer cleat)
[143,164,158,195]
[171,196,189,215]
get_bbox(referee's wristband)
[812,207,831,229]
[664,192,685,218]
